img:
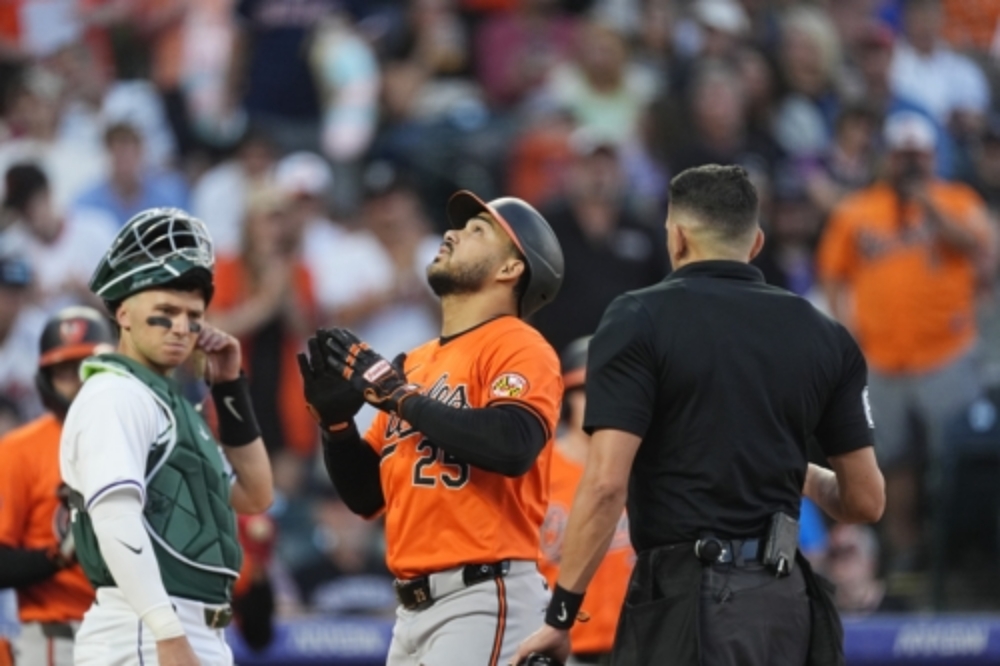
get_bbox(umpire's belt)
[394,560,513,611]
[694,537,763,566]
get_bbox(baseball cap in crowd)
[0,256,32,289]
[884,111,937,153]
[693,0,750,36]
[275,152,333,198]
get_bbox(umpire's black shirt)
[584,260,874,552]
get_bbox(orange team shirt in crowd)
[817,181,991,374]
[212,255,319,457]
[0,414,94,623]
[364,316,562,579]
[538,446,633,655]
[943,0,1000,51]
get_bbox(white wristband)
[142,604,185,641]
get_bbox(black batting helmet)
[446,190,564,318]
[36,306,117,416]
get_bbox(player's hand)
[322,328,420,415]
[510,625,570,666]
[155,635,199,666]
[297,333,365,430]
[50,483,76,569]
[198,323,241,383]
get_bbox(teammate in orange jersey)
[298,190,565,666]
[538,338,632,666]
[0,306,115,665]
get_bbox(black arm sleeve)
[321,423,386,518]
[399,397,547,477]
[0,546,57,589]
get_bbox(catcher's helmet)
[446,191,564,318]
[36,306,117,415]
[89,208,215,312]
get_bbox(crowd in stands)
[0,0,999,620]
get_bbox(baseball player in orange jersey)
[0,306,116,665]
[298,190,565,666]
[537,338,632,666]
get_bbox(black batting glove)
[297,333,366,432]
[323,328,420,415]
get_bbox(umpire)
[513,164,885,666]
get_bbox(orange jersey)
[538,445,633,655]
[364,316,561,579]
[0,414,94,623]
[817,181,992,373]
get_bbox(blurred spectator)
[772,6,843,158]
[802,104,878,215]
[0,397,20,438]
[532,133,666,353]
[210,186,318,461]
[753,166,824,304]
[667,60,782,183]
[228,0,340,154]
[940,0,1000,52]
[825,524,911,614]
[191,126,276,256]
[73,121,189,227]
[845,20,954,178]
[671,0,749,92]
[346,164,441,433]
[542,20,658,145]
[0,257,45,421]
[0,163,116,311]
[505,107,576,206]
[817,111,996,572]
[277,153,397,333]
[232,513,277,652]
[474,0,579,108]
[968,119,1000,214]
[0,67,108,212]
[889,0,990,140]
[292,494,394,615]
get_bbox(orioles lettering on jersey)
[363,317,562,579]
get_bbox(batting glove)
[323,328,420,415]
[297,333,366,432]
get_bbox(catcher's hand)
[323,328,420,415]
[297,332,365,431]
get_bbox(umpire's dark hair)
[3,163,49,214]
[668,164,759,242]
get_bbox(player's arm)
[298,337,384,517]
[0,444,68,589]
[200,325,273,515]
[917,190,989,255]
[399,399,546,476]
[806,328,885,524]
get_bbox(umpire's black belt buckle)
[395,560,511,611]
[694,537,764,567]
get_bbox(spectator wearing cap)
[72,122,189,228]
[210,186,319,466]
[818,110,996,572]
[825,524,911,614]
[274,152,396,335]
[0,163,116,313]
[890,0,990,139]
[0,257,46,421]
[532,132,667,353]
[191,127,277,256]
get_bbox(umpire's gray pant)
[387,560,548,666]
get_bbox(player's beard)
[427,259,492,297]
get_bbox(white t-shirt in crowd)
[1,208,118,313]
[301,218,395,313]
[890,40,991,123]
